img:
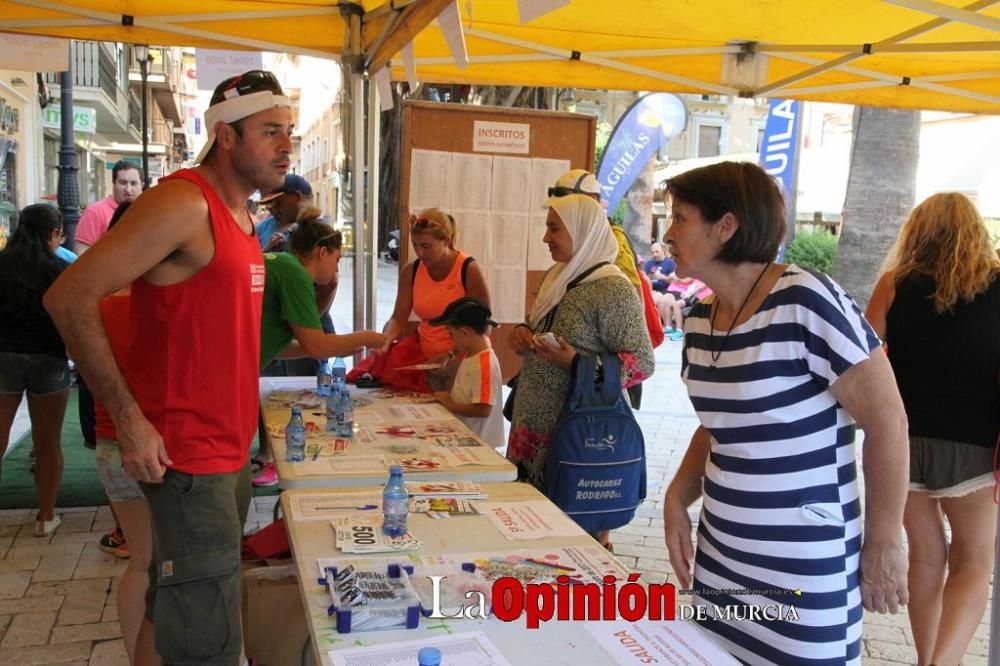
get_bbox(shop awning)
[0,0,996,113]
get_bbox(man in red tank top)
[46,70,293,665]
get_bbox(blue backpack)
[543,353,646,533]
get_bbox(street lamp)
[134,44,152,189]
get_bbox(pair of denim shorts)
[0,353,71,396]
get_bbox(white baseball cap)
[195,70,292,164]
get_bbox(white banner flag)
[401,41,418,91]
[194,49,264,91]
[438,1,468,69]
[373,67,393,112]
[0,34,68,72]
[516,0,570,23]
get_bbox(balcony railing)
[44,41,119,103]
[128,92,141,133]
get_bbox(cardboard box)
[241,562,311,666]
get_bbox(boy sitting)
[430,297,505,448]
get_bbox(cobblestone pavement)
[0,259,991,663]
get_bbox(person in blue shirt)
[256,173,313,252]
[642,241,676,293]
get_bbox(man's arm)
[829,350,909,614]
[45,180,211,482]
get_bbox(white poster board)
[407,154,568,323]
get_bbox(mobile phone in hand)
[535,332,560,348]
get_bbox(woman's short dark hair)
[288,208,341,255]
[665,161,786,264]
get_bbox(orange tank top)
[413,251,469,358]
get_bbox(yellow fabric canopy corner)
[0,0,996,113]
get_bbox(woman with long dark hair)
[0,204,71,536]
[866,192,1000,666]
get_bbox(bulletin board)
[399,100,597,380]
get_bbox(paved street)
[0,257,991,664]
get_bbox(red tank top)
[94,293,130,441]
[125,169,264,474]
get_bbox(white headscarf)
[528,194,623,328]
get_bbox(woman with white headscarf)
[506,194,655,498]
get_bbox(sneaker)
[34,515,61,537]
[252,463,278,487]
[663,326,675,334]
[99,527,130,558]
[669,329,684,341]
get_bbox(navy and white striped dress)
[681,266,880,666]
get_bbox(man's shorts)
[0,353,71,396]
[95,440,145,503]
[141,462,251,665]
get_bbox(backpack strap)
[538,262,612,334]
[460,256,474,289]
[567,261,611,290]
[411,259,420,286]
[569,354,600,408]
[597,353,624,402]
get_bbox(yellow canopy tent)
[0,0,997,113]
[3,4,1000,660]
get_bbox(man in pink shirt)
[73,161,142,254]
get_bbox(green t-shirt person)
[260,252,323,368]
[255,215,386,373]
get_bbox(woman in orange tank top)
[371,208,490,391]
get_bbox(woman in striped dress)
[661,162,910,665]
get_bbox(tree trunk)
[832,106,920,308]
[621,158,656,257]
[377,83,404,257]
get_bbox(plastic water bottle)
[337,393,354,438]
[316,358,332,397]
[417,647,441,666]
[332,356,347,385]
[325,390,340,432]
[382,465,409,537]
[285,407,306,462]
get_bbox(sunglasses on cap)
[211,70,283,105]
[546,172,597,199]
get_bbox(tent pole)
[350,71,366,336]
[365,76,381,333]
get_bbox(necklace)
[708,262,771,369]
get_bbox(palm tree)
[832,106,920,308]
